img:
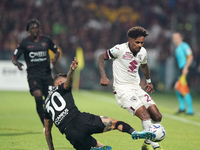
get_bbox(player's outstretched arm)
[63,57,78,89]
[44,119,54,150]
[97,52,110,86]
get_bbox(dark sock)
[35,97,44,126]
[115,121,135,134]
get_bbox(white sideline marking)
[163,113,200,126]
[78,90,200,126]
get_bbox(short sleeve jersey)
[44,84,80,133]
[106,42,147,88]
[13,35,58,76]
[175,41,192,69]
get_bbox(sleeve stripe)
[108,49,114,58]
[106,50,110,59]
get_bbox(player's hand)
[51,59,58,66]
[182,67,188,75]
[17,62,24,70]
[70,57,78,70]
[144,83,155,94]
[100,75,110,86]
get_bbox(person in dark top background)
[44,57,155,150]
[12,19,60,128]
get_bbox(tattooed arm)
[97,52,110,86]
[44,119,54,150]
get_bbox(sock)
[35,97,44,126]
[115,121,135,134]
[184,93,194,114]
[175,91,185,111]
[142,119,160,148]
[142,119,152,131]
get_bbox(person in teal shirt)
[172,32,194,115]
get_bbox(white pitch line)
[163,113,200,126]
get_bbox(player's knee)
[32,89,43,97]
[152,113,162,122]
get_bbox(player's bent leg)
[147,104,162,122]
[32,90,45,126]
[132,131,155,140]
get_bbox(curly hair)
[127,26,149,39]
[26,19,41,31]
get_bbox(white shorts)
[114,85,155,116]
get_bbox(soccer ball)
[148,124,166,142]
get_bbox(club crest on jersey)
[27,45,34,48]
[123,52,133,60]
[42,42,46,47]
[138,54,142,61]
[130,96,137,102]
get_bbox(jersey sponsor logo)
[123,52,133,60]
[27,45,34,48]
[29,51,47,62]
[30,58,47,62]
[29,51,47,58]
[115,47,120,50]
[55,108,68,125]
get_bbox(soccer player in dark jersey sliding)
[43,57,155,150]
[12,19,60,129]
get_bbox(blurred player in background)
[12,19,60,128]
[44,57,155,150]
[172,32,194,115]
[97,26,163,150]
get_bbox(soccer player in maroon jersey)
[97,26,163,150]
[12,19,60,128]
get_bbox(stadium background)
[0,0,200,92]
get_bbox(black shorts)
[28,75,54,98]
[64,112,105,150]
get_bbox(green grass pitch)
[0,90,200,150]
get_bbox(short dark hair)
[26,19,41,31]
[54,73,67,83]
[127,26,149,39]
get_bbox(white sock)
[142,119,152,131]
[142,119,160,148]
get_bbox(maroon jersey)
[13,34,58,77]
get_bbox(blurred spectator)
[0,0,200,91]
